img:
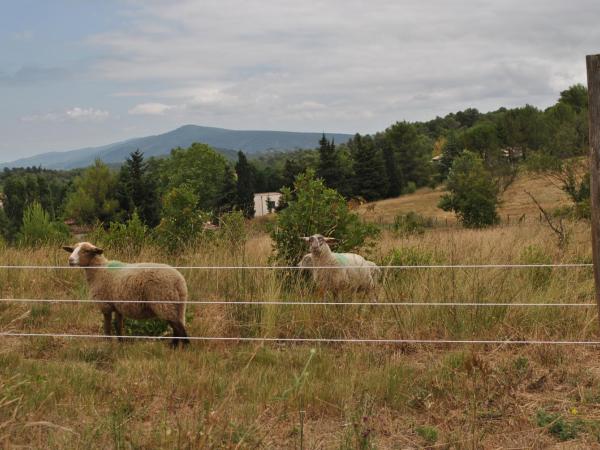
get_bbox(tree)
[217,165,237,214]
[235,151,255,218]
[282,159,302,188]
[382,144,401,197]
[270,169,378,265]
[317,134,350,196]
[116,150,160,226]
[351,134,388,201]
[382,122,432,191]
[64,160,119,224]
[439,131,463,178]
[438,151,499,228]
[558,84,588,113]
[161,143,232,211]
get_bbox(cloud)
[128,102,176,115]
[21,107,110,123]
[84,0,600,132]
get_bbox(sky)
[1,0,599,162]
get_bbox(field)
[2,175,600,449]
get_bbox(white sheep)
[63,242,189,347]
[299,234,379,295]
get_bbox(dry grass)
[357,172,570,224]
[1,180,599,448]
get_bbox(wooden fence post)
[587,54,600,328]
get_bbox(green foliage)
[415,425,438,444]
[103,211,149,255]
[235,151,255,218]
[270,170,378,265]
[17,201,70,247]
[116,150,160,226]
[64,160,119,224]
[317,134,352,197]
[439,131,463,178]
[438,151,499,228]
[122,309,193,337]
[160,143,233,211]
[155,185,209,252]
[351,134,389,201]
[393,212,433,236]
[536,410,582,441]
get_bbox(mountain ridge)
[1,125,353,169]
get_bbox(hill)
[0,125,352,169]
[357,173,570,224]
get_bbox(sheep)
[62,242,189,347]
[299,234,379,296]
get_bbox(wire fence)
[0,262,598,345]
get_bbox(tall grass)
[1,221,600,448]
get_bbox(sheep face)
[301,234,336,256]
[62,242,104,267]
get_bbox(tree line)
[0,84,589,242]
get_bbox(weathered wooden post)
[587,54,600,327]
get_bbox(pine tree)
[217,165,237,214]
[352,134,389,201]
[283,159,302,188]
[382,144,401,197]
[439,131,463,178]
[317,133,350,196]
[117,150,160,226]
[235,151,255,218]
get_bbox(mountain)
[1,125,353,169]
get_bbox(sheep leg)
[103,311,113,336]
[114,312,124,342]
[168,321,190,348]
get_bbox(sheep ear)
[300,237,310,242]
[93,247,104,255]
[62,246,74,253]
[324,237,337,243]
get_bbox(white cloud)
[128,102,176,115]
[66,107,110,121]
[21,107,109,123]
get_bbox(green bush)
[536,410,582,441]
[270,170,379,265]
[438,151,499,228]
[154,185,209,252]
[415,425,438,444]
[393,211,433,236]
[17,201,70,247]
[403,181,417,195]
[103,211,149,255]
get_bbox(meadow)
[2,176,600,449]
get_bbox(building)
[253,192,282,217]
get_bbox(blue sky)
[1,0,599,162]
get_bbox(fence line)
[0,263,592,270]
[0,298,596,307]
[3,332,600,345]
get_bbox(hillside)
[357,172,570,224]
[0,125,352,170]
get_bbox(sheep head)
[62,242,105,267]
[300,234,337,255]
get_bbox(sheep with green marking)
[299,234,379,295]
[62,242,189,347]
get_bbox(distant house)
[254,192,282,217]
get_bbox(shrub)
[536,410,582,441]
[154,185,209,252]
[393,211,433,236]
[270,170,379,265]
[415,425,438,444]
[17,202,70,247]
[438,151,499,228]
[102,211,149,255]
[403,181,417,195]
